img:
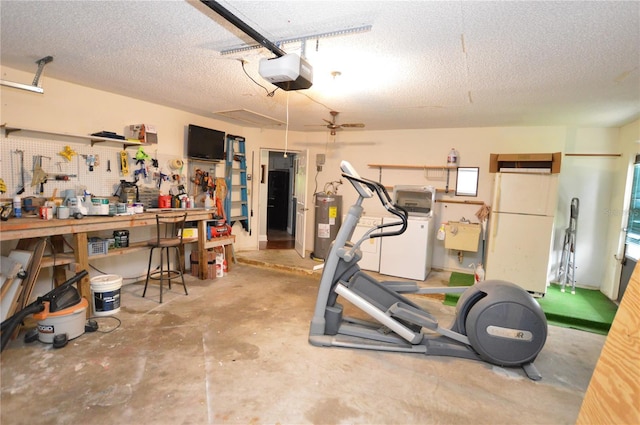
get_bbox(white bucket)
[90,274,122,316]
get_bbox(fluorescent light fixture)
[0,79,44,94]
[0,56,53,94]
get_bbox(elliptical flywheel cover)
[464,280,547,367]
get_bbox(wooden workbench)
[0,210,235,300]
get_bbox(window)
[626,155,640,246]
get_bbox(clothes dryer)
[351,216,383,272]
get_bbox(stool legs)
[143,245,187,303]
[174,246,188,296]
[143,246,156,299]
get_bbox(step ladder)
[224,135,250,233]
[557,197,579,294]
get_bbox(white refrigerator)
[485,172,558,295]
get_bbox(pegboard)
[0,136,187,201]
[187,158,226,202]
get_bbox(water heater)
[311,193,342,260]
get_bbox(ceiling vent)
[214,109,285,127]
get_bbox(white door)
[619,158,640,301]
[294,150,309,258]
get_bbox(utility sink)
[444,222,481,252]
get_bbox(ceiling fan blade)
[322,118,333,125]
[340,123,365,128]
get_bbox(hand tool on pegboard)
[58,145,77,162]
[31,155,50,194]
[15,150,25,194]
[47,173,77,181]
[120,150,129,176]
[82,154,99,172]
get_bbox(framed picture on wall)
[455,167,479,196]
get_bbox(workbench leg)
[198,219,207,280]
[73,232,91,303]
[50,235,68,286]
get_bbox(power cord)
[87,316,122,334]
[240,59,278,97]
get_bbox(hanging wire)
[283,91,289,158]
[240,59,278,97]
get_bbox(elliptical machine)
[309,161,548,380]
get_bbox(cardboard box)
[489,152,561,173]
[190,251,216,280]
[125,124,157,145]
[179,228,198,239]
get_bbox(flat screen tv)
[187,124,225,161]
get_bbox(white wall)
[557,128,623,290]
[287,126,623,284]
[2,66,637,298]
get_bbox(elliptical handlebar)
[340,171,408,238]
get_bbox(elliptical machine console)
[309,161,548,380]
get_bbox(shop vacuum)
[1,270,97,351]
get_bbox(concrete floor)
[1,249,606,425]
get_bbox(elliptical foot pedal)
[522,362,542,381]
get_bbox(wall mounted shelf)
[1,124,143,149]
[564,153,621,157]
[437,199,485,205]
[368,163,458,192]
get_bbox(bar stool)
[143,212,188,303]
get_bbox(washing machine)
[379,185,435,281]
[379,216,433,280]
[351,216,383,272]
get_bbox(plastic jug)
[204,192,214,209]
[447,148,458,166]
[469,263,485,284]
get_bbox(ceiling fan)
[318,111,365,135]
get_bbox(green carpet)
[443,272,618,335]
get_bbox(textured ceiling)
[1,0,639,133]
